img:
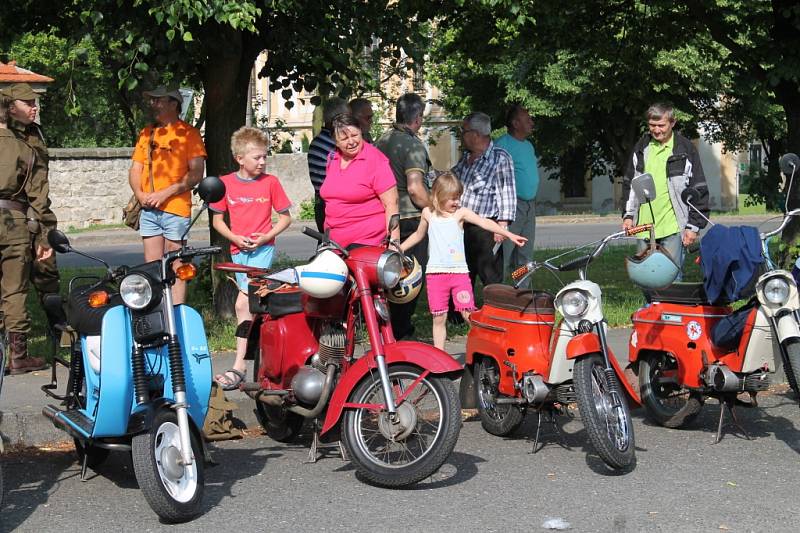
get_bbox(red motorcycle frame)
[216,227,462,487]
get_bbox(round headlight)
[120,273,154,310]
[764,277,790,305]
[374,297,390,322]
[377,251,402,289]
[560,290,589,318]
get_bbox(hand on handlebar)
[682,229,698,247]
[622,218,634,231]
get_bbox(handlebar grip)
[511,264,531,281]
[302,226,326,242]
[625,223,653,236]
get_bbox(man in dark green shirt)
[375,93,431,340]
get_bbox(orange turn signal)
[176,263,197,281]
[88,291,110,308]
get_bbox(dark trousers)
[390,217,428,340]
[314,193,326,233]
[464,222,503,288]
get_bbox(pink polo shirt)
[321,142,397,248]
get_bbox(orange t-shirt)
[131,120,207,217]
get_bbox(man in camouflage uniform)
[0,84,57,374]
[5,83,63,331]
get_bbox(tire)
[341,364,461,487]
[73,438,109,469]
[474,357,525,436]
[781,340,800,396]
[639,353,704,428]
[131,409,204,523]
[573,354,635,470]
[252,351,304,442]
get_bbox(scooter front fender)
[320,341,462,435]
[566,333,641,406]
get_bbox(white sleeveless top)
[427,212,469,274]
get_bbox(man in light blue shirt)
[495,104,539,281]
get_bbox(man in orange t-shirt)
[128,85,206,303]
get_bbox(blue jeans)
[637,232,685,281]
[503,198,535,284]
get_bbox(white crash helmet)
[296,250,348,298]
[387,256,423,304]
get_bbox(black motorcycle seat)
[644,282,713,305]
[482,284,555,314]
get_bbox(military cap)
[144,85,183,104]
[1,83,38,101]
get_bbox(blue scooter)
[41,176,225,523]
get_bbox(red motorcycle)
[216,225,462,487]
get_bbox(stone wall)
[48,149,314,229]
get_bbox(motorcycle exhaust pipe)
[705,364,742,392]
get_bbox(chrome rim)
[153,421,198,503]
[352,371,444,469]
[590,365,631,452]
[477,362,507,420]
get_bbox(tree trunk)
[199,24,262,318]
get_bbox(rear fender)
[320,341,462,434]
[566,332,641,407]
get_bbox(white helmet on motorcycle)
[296,250,348,298]
[387,256,423,304]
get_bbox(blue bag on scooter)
[711,300,755,351]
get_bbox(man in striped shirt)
[307,97,349,231]
[452,112,516,288]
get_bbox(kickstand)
[713,396,752,444]
[530,405,570,454]
[305,422,347,463]
[80,454,89,482]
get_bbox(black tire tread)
[131,410,204,523]
[342,365,461,487]
[783,340,800,396]
[474,358,524,436]
[574,354,635,470]
[639,354,704,428]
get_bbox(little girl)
[401,172,527,350]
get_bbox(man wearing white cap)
[128,85,207,303]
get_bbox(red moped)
[463,225,650,470]
[216,225,462,487]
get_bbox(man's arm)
[128,161,145,201]
[494,153,517,234]
[406,170,430,210]
[146,156,205,209]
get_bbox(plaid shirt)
[452,142,517,221]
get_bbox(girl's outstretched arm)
[400,208,430,252]
[460,208,528,246]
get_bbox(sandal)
[215,368,246,391]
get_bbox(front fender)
[320,341,462,434]
[566,333,641,407]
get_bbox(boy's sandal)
[215,369,246,391]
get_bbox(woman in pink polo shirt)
[321,113,400,247]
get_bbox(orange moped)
[463,225,652,470]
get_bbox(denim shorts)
[232,245,275,292]
[139,208,191,242]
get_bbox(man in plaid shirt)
[452,112,517,288]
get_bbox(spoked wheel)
[252,351,304,442]
[781,340,800,397]
[639,353,704,427]
[341,364,461,487]
[573,354,635,470]
[474,357,525,436]
[131,409,204,523]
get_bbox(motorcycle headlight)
[559,290,590,318]
[377,251,402,289]
[764,277,790,305]
[120,273,154,310]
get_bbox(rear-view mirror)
[47,229,71,254]
[631,173,656,203]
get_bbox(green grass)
[26,244,702,358]
[65,223,126,234]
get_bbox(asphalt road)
[3,390,799,532]
[57,215,776,268]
